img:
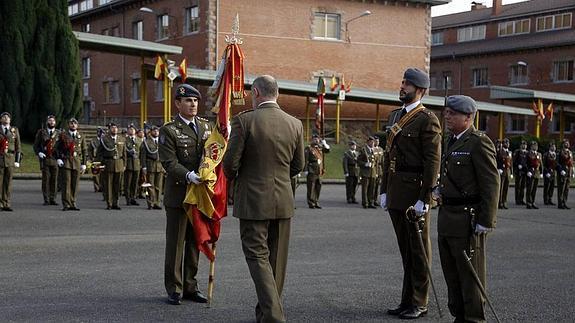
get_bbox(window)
[185,6,199,34]
[81,57,91,79]
[431,32,443,46]
[313,13,341,40]
[83,82,89,98]
[157,14,170,39]
[508,115,527,133]
[103,81,120,104]
[550,111,574,133]
[472,68,488,87]
[553,60,574,82]
[457,25,486,42]
[498,19,530,36]
[81,23,91,32]
[100,0,112,4]
[68,3,78,15]
[510,64,528,85]
[131,78,141,103]
[537,13,572,32]
[154,80,164,101]
[79,0,93,11]
[132,21,143,40]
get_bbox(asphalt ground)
[0,180,574,322]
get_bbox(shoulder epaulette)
[197,116,209,122]
[237,109,253,116]
[162,120,175,127]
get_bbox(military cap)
[367,136,375,141]
[108,122,117,128]
[503,138,510,143]
[150,125,160,130]
[176,84,202,100]
[530,141,538,146]
[1,112,11,118]
[68,118,78,124]
[312,134,320,139]
[403,68,430,89]
[46,114,56,120]
[348,140,357,145]
[446,95,477,115]
[127,123,136,129]
[521,140,527,145]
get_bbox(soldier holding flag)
[33,115,60,205]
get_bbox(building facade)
[430,0,575,142]
[69,0,446,136]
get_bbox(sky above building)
[432,0,530,17]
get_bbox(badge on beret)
[179,87,186,95]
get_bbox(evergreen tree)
[0,0,81,138]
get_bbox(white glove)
[186,170,201,184]
[475,223,491,234]
[303,171,309,177]
[518,164,523,170]
[80,165,86,173]
[539,173,543,179]
[414,200,428,217]
[561,170,566,176]
[317,159,322,165]
[57,159,64,167]
[38,152,46,159]
[527,171,533,178]
[498,169,503,175]
[432,186,441,201]
[379,193,387,209]
[14,162,20,168]
[365,162,372,167]
[546,173,551,178]
[321,139,330,150]
[344,173,349,177]
[141,167,147,173]
[510,174,514,179]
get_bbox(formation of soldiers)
[28,115,166,211]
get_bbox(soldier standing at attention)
[141,125,164,210]
[33,115,60,205]
[88,128,104,193]
[557,139,573,209]
[496,138,512,209]
[342,140,359,204]
[124,124,141,206]
[304,134,330,209]
[542,142,557,205]
[379,68,441,319]
[56,118,86,211]
[358,136,377,209]
[372,135,385,206]
[223,75,305,322]
[438,95,499,323]
[525,141,542,209]
[97,123,126,210]
[159,84,210,305]
[0,112,21,211]
[513,140,528,205]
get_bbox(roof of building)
[491,86,575,113]
[431,28,575,59]
[433,0,575,29]
[74,31,182,57]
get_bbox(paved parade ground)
[1,180,574,322]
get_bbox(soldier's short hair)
[252,75,279,99]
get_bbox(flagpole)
[336,98,341,144]
[536,98,542,138]
[207,242,217,307]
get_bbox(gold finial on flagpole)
[225,13,243,45]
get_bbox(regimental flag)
[345,78,353,93]
[154,55,165,80]
[179,58,187,81]
[532,100,545,120]
[184,43,245,261]
[315,77,326,133]
[330,74,338,91]
[546,102,554,121]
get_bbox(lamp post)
[345,10,371,43]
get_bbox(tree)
[0,0,81,138]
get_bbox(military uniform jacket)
[513,149,528,174]
[527,150,542,177]
[496,148,512,175]
[358,146,377,178]
[305,144,329,176]
[140,137,163,173]
[342,149,359,177]
[87,138,100,162]
[438,127,500,237]
[381,106,441,210]
[159,115,212,208]
[125,136,141,171]
[557,148,573,177]
[543,151,558,176]
[56,131,86,170]
[373,146,385,177]
[33,128,60,167]
[0,126,21,168]
[97,134,127,172]
[223,102,305,220]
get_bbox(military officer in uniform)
[124,124,141,206]
[97,123,126,210]
[557,139,573,209]
[525,141,542,209]
[141,125,164,210]
[56,118,86,211]
[543,142,557,205]
[379,68,441,319]
[372,135,385,205]
[304,134,330,209]
[33,115,60,205]
[358,136,377,208]
[342,140,359,204]
[223,75,305,323]
[159,84,210,305]
[437,95,499,323]
[0,112,22,211]
[513,140,528,205]
[496,138,512,209]
[88,128,104,193]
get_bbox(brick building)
[430,0,575,142]
[68,0,447,135]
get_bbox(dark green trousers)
[41,164,58,203]
[146,172,163,207]
[306,173,321,207]
[361,176,376,207]
[345,175,358,202]
[124,169,140,203]
[61,168,80,208]
[0,166,13,208]
[102,170,122,208]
